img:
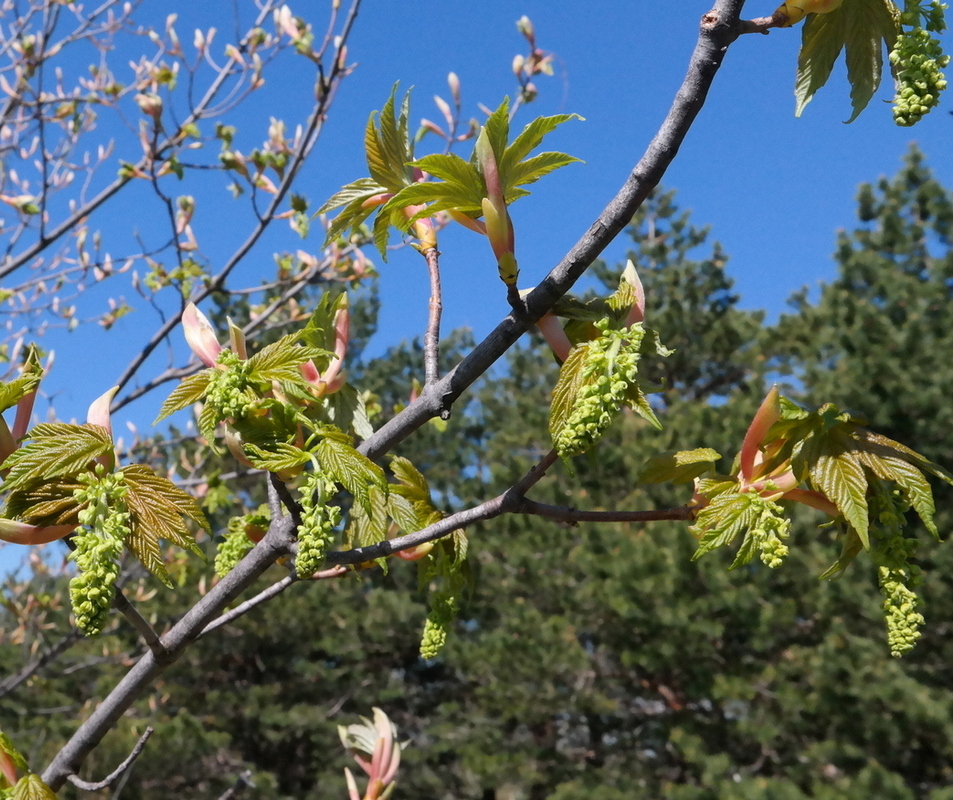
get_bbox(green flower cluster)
[890,3,949,126]
[752,500,791,569]
[213,515,256,578]
[294,473,341,579]
[879,562,924,657]
[205,351,255,420]
[68,470,130,635]
[420,591,459,660]
[554,322,645,459]
[871,487,924,656]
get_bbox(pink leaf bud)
[183,303,223,368]
[86,386,118,436]
[739,385,781,484]
[447,71,461,105]
[621,260,646,325]
[227,317,247,360]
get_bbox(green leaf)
[315,431,386,514]
[346,483,389,549]
[243,442,312,474]
[548,343,588,444]
[12,774,56,800]
[387,492,422,534]
[323,384,374,441]
[819,524,866,579]
[315,176,384,216]
[390,455,431,500]
[638,448,722,484]
[481,99,511,164]
[505,151,582,193]
[411,153,484,196]
[857,449,938,537]
[500,113,582,178]
[624,383,663,430]
[2,424,113,493]
[123,463,209,535]
[796,432,870,547]
[247,334,323,384]
[795,0,900,119]
[154,370,213,424]
[0,732,28,775]
[691,491,758,559]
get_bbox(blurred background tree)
[5,150,953,799]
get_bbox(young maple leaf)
[316,86,434,259]
[385,98,581,287]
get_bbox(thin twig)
[111,588,166,658]
[216,771,255,800]
[111,0,363,407]
[199,565,346,638]
[0,628,83,698]
[422,247,442,387]
[200,575,294,638]
[0,1,284,282]
[515,499,695,525]
[65,727,154,792]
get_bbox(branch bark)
[39,1,746,787]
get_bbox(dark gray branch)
[358,0,746,461]
[40,1,745,787]
[65,727,154,792]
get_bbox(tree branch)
[40,517,296,790]
[422,247,442,387]
[39,2,746,786]
[357,0,747,461]
[65,727,154,792]
[111,588,166,659]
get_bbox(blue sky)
[1,1,952,572]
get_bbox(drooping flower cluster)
[553,320,645,460]
[890,1,949,126]
[68,470,130,635]
[294,472,341,579]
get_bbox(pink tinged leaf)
[369,734,386,781]
[0,417,16,465]
[0,750,17,787]
[183,303,223,368]
[224,428,254,468]
[352,752,373,777]
[0,518,75,545]
[447,208,487,236]
[739,385,781,483]
[300,359,321,384]
[481,198,511,262]
[11,388,37,440]
[475,128,504,207]
[344,768,361,800]
[622,259,646,325]
[381,741,401,786]
[87,386,118,435]
[535,312,572,361]
[360,193,393,210]
[227,318,247,360]
[744,468,799,497]
[782,488,839,517]
[372,709,394,777]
